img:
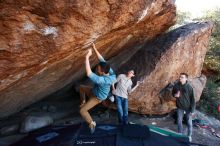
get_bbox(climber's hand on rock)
[86,49,92,58]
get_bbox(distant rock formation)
[104,22,213,115]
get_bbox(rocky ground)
[0,96,220,146]
[57,108,220,146]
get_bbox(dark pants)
[115,96,128,125]
[177,109,192,137]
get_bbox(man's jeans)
[115,96,128,124]
[177,109,192,137]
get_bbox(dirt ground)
[0,99,220,146]
[55,106,220,146]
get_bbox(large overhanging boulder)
[104,22,214,115]
[0,0,176,117]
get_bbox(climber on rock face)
[79,43,116,134]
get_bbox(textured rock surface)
[20,116,53,133]
[0,0,176,117]
[190,75,207,102]
[0,124,19,136]
[104,22,214,115]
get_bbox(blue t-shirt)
[88,58,116,101]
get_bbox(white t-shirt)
[113,74,133,98]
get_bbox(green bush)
[202,8,220,74]
[198,79,220,120]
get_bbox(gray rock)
[47,105,57,113]
[41,105,48,111]
[99,110,110,119]
[20,116,53,133]
[0,124,19,136]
